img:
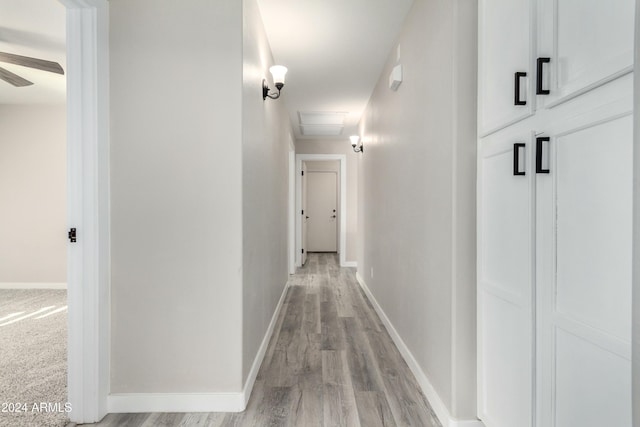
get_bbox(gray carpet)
[0,290,68,427]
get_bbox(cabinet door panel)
[555,329,631,427]
[537,114,633,427]
[482,151,531,297]
[479,0,534,135]
[555,119,632,339]
[478,130,534,427]
[481,293,533,427]
[539,0,634,107]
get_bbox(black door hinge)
[301,170,304,176]
[301,209,304,215]
[301,248,304,254]
[68,228,77,243]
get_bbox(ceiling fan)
[0,51,64,87]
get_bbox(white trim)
[633,0,640,422]
[342,261,357,268]
[241,280,289,407]
[355,272,485,427]
[449,420,486,427]
[0,283,67,289]
[59,0,111,423]
[295,154,348,267]
[108,393,245,413]
[288,149,297,275]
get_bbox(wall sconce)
[263,65,288,100]
[350,135,364,153]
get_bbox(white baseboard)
[241,280,290,407]
[355,272,485,427]
[107,392,244,413]
[341,261,357,268]
[107,281,290,414]
[450,420,485,427]
[0,282,67,289]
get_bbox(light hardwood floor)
[79,253,441,427]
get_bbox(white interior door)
[306,172,337,252]
[536,115,633,427]
[478,127,534,427]
[301,162,308,265]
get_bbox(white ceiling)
[0,0,414,121]
[257,0,415,140]
[0,0,66,105]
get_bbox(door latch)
[68,228,77,243]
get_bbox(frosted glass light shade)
[350,135,360,146]
[269,65,288,85]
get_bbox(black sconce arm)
[263,80,284,100]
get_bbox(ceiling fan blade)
[0,66,33,87]
[0,52,64,75]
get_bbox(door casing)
[60,0,111,423]
[301,161,308,265]
[294,154,347,267]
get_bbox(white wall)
[242,0,293,383]
[0,105,66,283]
[295,140,357,263]
[109,0,244,393]
[357,0,478,421]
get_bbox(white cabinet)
[535,101,633,427]
[537,0,635,108]
[477,0,634,425]
[477,126,535,427]
[479,0,635,136]
[478,0,535,136]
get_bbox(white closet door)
[537,0,635,108]
[479,0,535,136]
[478,127,534,427]
[536,114,633,427]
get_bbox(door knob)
[306,216,309,219]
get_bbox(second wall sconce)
[350,135,364,153]
[263,65,288,100]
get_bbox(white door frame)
[60,0,110,423]
[288,149,296,275]
[301,161,308,266]
[632,0,640,421]
[294,154,347,267]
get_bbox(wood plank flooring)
[81,253,441,427]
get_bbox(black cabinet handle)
[513,143,526,176]
[514,72,527,105]
[536,57,551,95]
[536,136,550,173]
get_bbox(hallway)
[86,254,440,426]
